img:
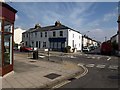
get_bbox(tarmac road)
[51,53,119,88]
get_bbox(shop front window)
[3,21,13,66]
[4,21,13,33]
[4,34,12,65]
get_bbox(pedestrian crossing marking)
[78,63,118,70]
[97,57,100,59]
[92,57,95,59]
[96,64,106,68]
[86,64,95,67]
[87,57,91,59]
[108,65,118,69]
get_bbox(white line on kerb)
[52,80,71,88]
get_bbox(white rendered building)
[22,21,82,52]
[82,35,99,48]
[14,27,26,49]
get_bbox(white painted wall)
[67,29,82,51]
[22,29,82,51]
[22,29,68,49]
[83,37,88,47]
[14,27,26,44]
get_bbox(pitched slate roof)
[23,24,81,34]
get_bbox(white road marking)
[97,57,100,59]
[78,63,85,66]
[107,57,111,61]
[52,80,71,88]
[92,57,95,59]
[96,64,106,68]
[108,65,118,70]
[70,56,76,58]
[76,65,88,79]
[39,56,45,58]
[86,64,95,67]
[87,57,91,59]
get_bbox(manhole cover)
[44,73,61,79]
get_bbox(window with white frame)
[53,31,56,37]
[43,42,46,48]
[41,32,42,37]
[60,31,63,36]
[45,32,47,37]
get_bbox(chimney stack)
[35,23,41,29]
[55,21,61,26]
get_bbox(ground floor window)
[26,41,27,47]
[72,40,74,47]
[4,33,12,66]
[36,41,38,48]
[32,41,34,47]
[43,42,46,48]
[50,42,65,51]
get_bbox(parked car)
[82,47,90,52]
[20,46,33,52]
[89,46,95,50]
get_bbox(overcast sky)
[8,2,118,42]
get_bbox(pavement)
[2,53,85,89]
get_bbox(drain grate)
[44,73,61,79]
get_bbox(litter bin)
[33,49,38,59]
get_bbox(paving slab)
[2,53,85,89]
